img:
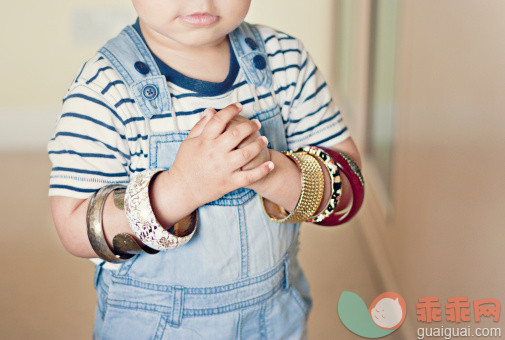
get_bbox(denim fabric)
[93,21,312,339]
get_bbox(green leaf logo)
[338,291,406,338]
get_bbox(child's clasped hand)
[170,102,274,207]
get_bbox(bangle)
[124,169,198,251]
[87,185,160,263]
[294,146,342,223]
[260,151,325,223]
[109,187,159,256]
[314,147,365,226]
[87,184,136,262]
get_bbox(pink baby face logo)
[368,292,407,330]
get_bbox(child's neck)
[139,21,231,83]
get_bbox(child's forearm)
[51,169,199,259]
[253,149,358,216]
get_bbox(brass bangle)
[87,180,195,261]
[288,152,325,222]
[294,146,342,223]
[87,184,134,262]
[260,151,325,223]
[109,187,159,257]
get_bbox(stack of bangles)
[259,145,364,226]
[86,146,363,262]
[86,169,198,263]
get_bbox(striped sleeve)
[280,38,351,149]
[47,84,131,199]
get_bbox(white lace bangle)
[124,169,197,251]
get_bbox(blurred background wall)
[1,0,504,339]
[332,0,505,339]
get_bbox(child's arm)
[221,29,362,216]
[219,115,360,216]
[51,104,273,258]
[50,166,197,258]
[251,137,361,215]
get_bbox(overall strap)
[98,26,172,119]
[98,21,272,120]
[229,21,274,90]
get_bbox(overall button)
[134,61,150,75]
[245,37,258,50]
[253,55,266,70]
[142,84,159,100]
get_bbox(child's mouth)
[179,13,219,27]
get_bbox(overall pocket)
[99,304,163,340]
[149,131,188,170]
[250,105,288,152]
[265,287,309,340]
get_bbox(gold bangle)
[110,187,159,257]
[294,146,342,223]
[87,185,135,262]
[260,151,325,223]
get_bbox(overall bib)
[92,22,312,340]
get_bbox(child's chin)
[179,31,227,46]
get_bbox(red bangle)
[314,146,365,226]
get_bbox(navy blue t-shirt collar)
[132,18,239,96]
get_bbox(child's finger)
[233,161,274,188]
[229,135,268,168]
[225,115,259,148]
[227,114,249,127]
[236,130,258,149]
[187,108,215,138]
[201,102,243,139]
[219,119,261,151]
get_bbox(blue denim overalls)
[92,21,312,339]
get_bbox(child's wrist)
[250,149,302,212]
[149,169,200,227]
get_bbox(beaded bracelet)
[124,169,198,251]
[260,151,325,223]
[294,146,342,223]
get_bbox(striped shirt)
[47,23,350,199]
